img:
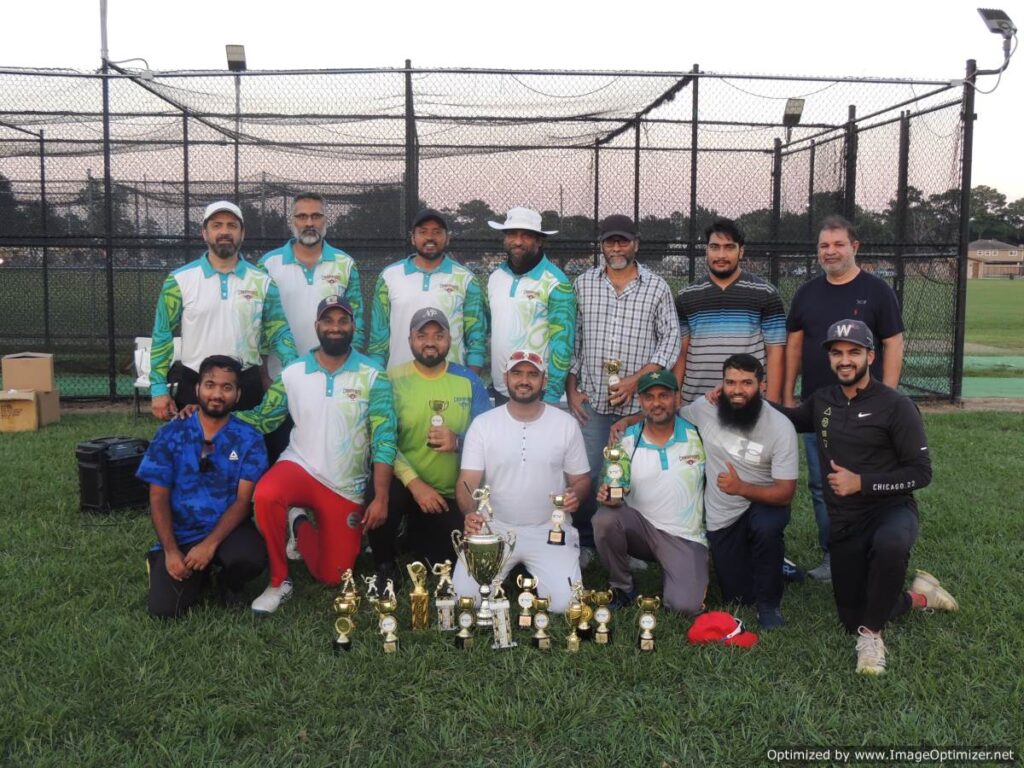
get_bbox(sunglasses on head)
[508,350,543,366]
[200,440,215,473]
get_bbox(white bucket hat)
[487,207,557,236]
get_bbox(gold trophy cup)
[602,446,631,502]
[454,596,476,649]
[591,590,614,645]
[636,595,661,652]
[407,561,430,631]
[566,601,584,652]
[516,574,539,629]
[547,493,567,546]
[433,560,456,632]
[451,485,516,628]
[576,589,595,641]
[428,399,449,428]
[531,597,552,650]
[333,598,357,654]
[605,359,622,395]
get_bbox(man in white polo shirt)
[367,209,486,373]
[681,353,798,629]
[150,200,297,420]
[239,295,397,615]
[593,369,708,614]
[453,349,590,613]
[486,207,575,405]
[259,192,363,370]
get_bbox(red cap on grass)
[687,611,759,648]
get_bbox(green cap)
[637,369,678,393]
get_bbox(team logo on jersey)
[237,289,257,301]
[680,453,701,466]
[455,396,471,408]
[343,388,361,401]
[322,274,340,286]
[228,450,239,461]
[523,290,538,301]
[346,511,362,529]
[441,283,457,293]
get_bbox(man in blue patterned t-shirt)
[137,355,268,618]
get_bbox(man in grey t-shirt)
[680,354,798,629]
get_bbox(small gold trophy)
[339,568,361,611]
[454,596,476,649]
[576,588,595,641]
[428,399,449,428]
[433,560,456,632]
[636,595,661,652]
[531,597,552,650]
[602,446,632,502]
[489,583,517,650]
[407,561,430,631]
[516,574,539,629]
[547,493,567,546]
[376,580,400,653]
[591,590,614,645]
[566,601,584,653]
[605,359,622,395]
[333,598,357,654]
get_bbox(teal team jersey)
[389,361,491,498]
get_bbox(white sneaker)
[579,546,596,570]
[286,508,308,561]
[628,556,648,572]
[251,579,293,615]
[855,626,887,675]
[910,569,959,612]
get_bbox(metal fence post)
[633,117,641,225]
[688,64,699,283]
[769,138,782,285]
[953,60,977,403]
[807,139,816,240]
[404,59,419,232]
[102,63,117,399]
[843,105,858,222]
[593,140,600,267]
[39,131,50,346]
[894,111,910,305]
[183,114,191,259]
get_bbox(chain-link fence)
[0,62,975,400]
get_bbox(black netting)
[0,66,967,399]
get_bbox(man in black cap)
[367,209,487,374]
[777,319,957,674]
[566,214,680,566]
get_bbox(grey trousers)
[593,504,709,615]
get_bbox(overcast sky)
[2,0,1021,200]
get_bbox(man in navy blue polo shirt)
[138,355,269,618]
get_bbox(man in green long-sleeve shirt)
[149,200,297,420]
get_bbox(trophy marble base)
[609,487,624,501]
[547,530,565,546]
[577,625,593,641]
[454,634,473,650]
[638,637,655,652]
[595,629,611,645]
[383,639,399,653]
[333,638,352,654]
[518,614,534,629]
[567,636,581,652]
[532,636,551,650]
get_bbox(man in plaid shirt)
[566,214,681,560]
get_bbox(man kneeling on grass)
[778,319,958,675]
[137,355,269,618]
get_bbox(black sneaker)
[782,558,806,583]
[757,603,785,630]
[609,587,638,610]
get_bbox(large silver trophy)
[451,485,516,628]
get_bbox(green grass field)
[2,411,1022,766]
[965,280,1024,353]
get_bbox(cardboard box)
[2,352,56,392]
[0,389,61,432]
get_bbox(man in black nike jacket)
[779,319,958,675]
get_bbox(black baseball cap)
[410,306,450,333]
[316,295,354,320]
[599,214,639,242]
[822,319,875,350]
[412,209,448,230]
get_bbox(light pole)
[225,44,247,200]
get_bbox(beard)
[508,384,543,404]
[413,346,448,368]
[318,329,353,357]
[835,358,870,386]
[198,394,235,418]
[210,238,239,259]
[507,246,543,275]
[708,261,738,279]
[716,390,764,432]
[292,225,324,247]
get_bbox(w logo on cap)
[834,324,854,337]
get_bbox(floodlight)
[782,98,805,128]
[978,8,1017,37]
[225,45,247,72]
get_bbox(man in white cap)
[150,200,297,420]
[454,349,590,613]
[486,207,576,405]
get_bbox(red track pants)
[253,460,363,588]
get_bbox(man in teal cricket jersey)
[368,307,491,587]
[149,200,297,420]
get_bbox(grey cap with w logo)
[822,319,874,350]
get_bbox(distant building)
[968,239,1022,279]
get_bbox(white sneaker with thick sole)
[855,626,887,676]
[286,508,308,561]
[251,579,294,615]
[911,569,959,612]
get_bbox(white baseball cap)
[203,200,244,225]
